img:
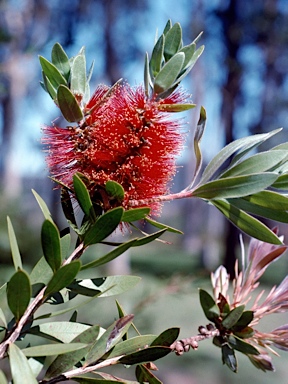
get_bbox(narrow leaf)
[7,217,22,270]
[85,316,134,365]
[0,370,8,384]
[68,275,141,298]
[154,52,185,94]
[133,229,167,246]
[42,73,57,101]
[193,173,278,200]
[122,207,150,222]
[45,324,100,378]
[41,220,62,272]
[81,239,137,270]
[51,43,70,80]
[151,327,180,347]
[84,207,124,246]
[144,52,151,96]
[61,188,78,227]
[150,34,165,77]
[199,289,219,322]
[144,218,183,234]
[73,173,94,218]
[136,365,163,384]
[212,199,283,244]
[222,305,245,329]
[163,22,182,60]
[228,197,288,223]
[32,189,52,221]
[163,19,172,35]
[45,261,81,297]
[158,103,196,112]
[105,180,125,202]
[228,335,259,355]
[119,346,171,365]
[39,56,67,89]
[179,42,196,70]
[30,256,53,285]
[9,344,37,384]
[22,343,87,357]
[7,270,31,322]
[243,190,288,210]
[200,128,282,184]
[71,53,87,96]
[220,150,288,178]
[174,45,204,84]
[57,85,84,122]
[221,344,238,372]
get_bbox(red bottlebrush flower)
[43,82,189,214]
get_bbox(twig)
[170,324,220,355]
[0,242,86,359]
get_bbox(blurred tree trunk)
[218,1,242,278]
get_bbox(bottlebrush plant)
[1,20,288,383]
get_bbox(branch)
[170,324,219,355]
[0,242,86,359]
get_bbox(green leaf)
[193,173,278,200]
[22,343,87,357]
[144,218,183,234]
[154,52,185,94]
[232,310,254,331]
[243,190,288,210]
[7,217,22,270]
[30,321,91,343]
[7,270,31,322]
[42,72,57,101]
[150,34,165,77]
[220,150,288,178]
[151,327,179,347]
[32,189,53,221]
[163,19,172,35]
[189,106,206,188]
[84,207,124,246]
[0,370,8,384]
[175,45,204,84]
[105,180,125,202]
[107,335,157,359]
[41,220,62,272]
[45,261,81,297]
[158,103,196,112]
[132,229,167,246]
[221,343,238,372]
[144,52,151,96]
[163,22,182,61]
[51,43,70,80]
[228,335,259,356]
[119,346,171,365]
[9,344,38,384]
[122,207,150,222]
[39,55,67,89]
[222,305,245,329]
[74,378,129,384]
[45,324,100,378]
[228,197,288,223]
[212,199,283,244]
[60,231,71,259]
[179,42,196,69]
[272,174,288,190]
[71,53,87,96]
[85,315,134,365]
[68,275,141,298]
[136,364,163,384]
[199,289,219,322]
[61,188,78,228]
[57,85,84,122]
[73,173,94,218]
[200,128,282,184]
[81,239,137,270]
[30,256,53,285]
